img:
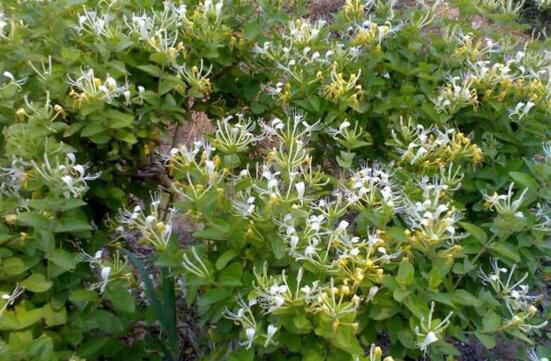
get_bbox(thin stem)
[453,235,497,290]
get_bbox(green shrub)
[0,0,550,360]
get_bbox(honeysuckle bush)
[0,0,550,360]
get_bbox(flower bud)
[3,214,17,225]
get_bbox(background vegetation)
[0,0,550,360]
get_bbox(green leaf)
[48,249,77,271]
[215,250,239,270]
[404,295,429,319]
[488,242,521,262]
[475,332,496,349]
[107,110,134,129]
[16,212,52,230]
[217,262,242,287]
[21,273,53,293]
[198,288,232,307]
[2,257,27,276]
[114,131,138,144]
[459,222,488,244]
[505,328,534,344]
[63,122,85,137]
[81,123,105,137]
[482,311,501,332]
[453,289,480,307]
[509,171,538,190]
[82,310,124,334]
[55,216,91,233]
[228,348,254,361]
[193,223,229,241]
[397,259,414,287]
[136,64,162,77]
[28,198,86,212]
[106,285,136,314]
[42,303,67,327]
[69,289,99,304]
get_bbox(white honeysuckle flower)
[295,181,305,200]
[1,70,26,88]
[99,266,111,293]
[367,286,379,302]
[242,327,256,349]
[414,302,453,354]
[432,76,477,114]
[264,324,278,347]
[0,11,8,37]
[510,101,535,120]
[79,249,103,264]
[417,331,438,352]
[118,192,175,251]
[528,349,549,361]
[336,220,349,233]
[67,68,130,104]
[479,259,539,313]
[0,284,25,316]
[214,114,259,153]
[30,153,100,198]
[75,7,118,39]
[542,142,551,161]
[483,183,527,219]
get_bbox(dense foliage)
[0,0,550,360]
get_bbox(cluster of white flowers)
[450,29,499,60]
[390,118,482,168]
[172,59,213,94]
[167,140,224,202]
[433,76,478,114]
[509,100,535,120]
[343,162,401,211]
[251,266,369,330]
[414,302,453,354]
[434,38,551,119]
[74,0,224,66]
[479,259,539,313]
[254,20,330,81]
[80,249,129,293]
[403,179,465,252]
[30,153,100,199]
[349,19,398,48]
[483,182,527,219]
[124,1,186,41]
[231,191,257,219]
[223,296,278,349]
[75,6,117,38]
[285,18,327,46]
[508,47,551,74]
[0,157,27,196]
[469,60,517,86]
[480,259,547,334]
[79,250,111,293]
[259,112,322,173]
[117,192,175,251]
[67,68,131,105]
